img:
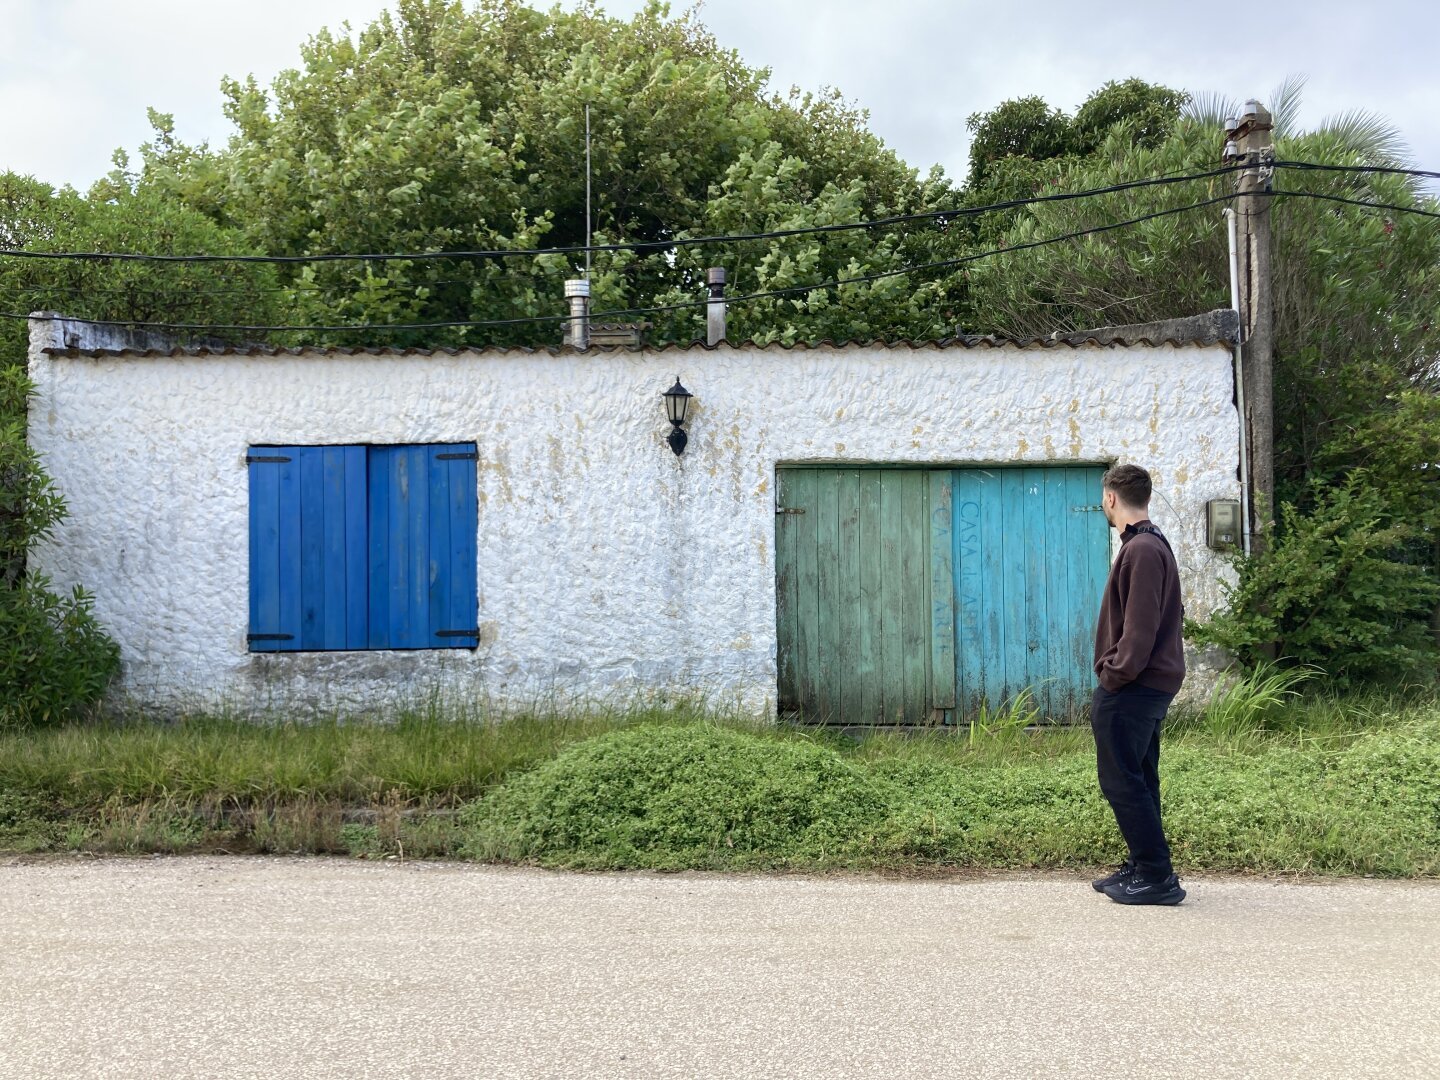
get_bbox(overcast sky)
[4,0,1438,193]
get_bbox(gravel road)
[2,856,1437,1079]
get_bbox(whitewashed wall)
[27,331,1240,716]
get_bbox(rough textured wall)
[27,335,1239,716]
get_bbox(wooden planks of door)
[776,465,1110,725]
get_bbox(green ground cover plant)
[1,691,1436,877]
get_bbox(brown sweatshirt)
[1093,520,1186,694]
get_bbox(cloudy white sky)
[4,0,1438,192]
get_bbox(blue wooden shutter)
[248,446,367,652]
[367,444,478,649]
[248,449,296,651]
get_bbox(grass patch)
[459,724,892,869]
[2,692,1437,876]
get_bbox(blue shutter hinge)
[1071,504,1105,512]
[436,452,479,461]
[247,633,295,642]
[436,629,480,638]
[246,455,292,464]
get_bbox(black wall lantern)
[662,377,693,456]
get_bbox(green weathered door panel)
[776,467,938,724]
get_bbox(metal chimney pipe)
[706,267,727,346]
[563,278,590,350]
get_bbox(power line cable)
[0,192,1238,335]
[0,165,1248,266]
[1269,188,1440,221]
[1271,161,1440,182]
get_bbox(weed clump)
[459,723,896,869]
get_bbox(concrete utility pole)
[1228,100,1275,544]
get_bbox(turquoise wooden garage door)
[775,466,1110,724]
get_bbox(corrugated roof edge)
[34,307,1238,358]
[41,334,1233,359]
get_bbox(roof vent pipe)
[706,267,727,346]
[563,278,590,350]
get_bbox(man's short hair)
[1103,463,1152,508]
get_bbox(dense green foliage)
[0,577,119,729]
[460,724,890,867]
[964,79,1187,192]
[137,0,963,346]
[1187,482,1440,685]
[0,171,293,372]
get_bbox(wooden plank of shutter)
[423,443,480,646]
[299,448,326,650]
[898,471,929,722]
[247,450,285,652]
[1022,468,1049,713]
[367,447,392,649]
[344,447,368,650]
[427,445,454,644]
[275,449,303,651]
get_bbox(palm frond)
[1182,89,1240,129]
[1315,108,1411,167]
[1267,74,1309,138]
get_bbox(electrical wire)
[1271,161,1440,182]
[0,165,1248,266]
[0,192,1238,335]
[6,163,1434,336]
[1269,189,1440,221]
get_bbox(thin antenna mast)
[585,103,592,278]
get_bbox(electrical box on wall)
[1206,499,1241,550]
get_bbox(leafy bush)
[0,371,66,587]
[0,577,119,728]
[0,370,119,728]
[1187,478,1440,688]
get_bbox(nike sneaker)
[1103,872,1186,906]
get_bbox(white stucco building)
[27,311,1242,721]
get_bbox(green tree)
[137,0,964,347]
[964,95,1072,191]
[960,79,1187,243]
[1,169,295,377]
[1071,79,1189,154]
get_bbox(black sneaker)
[1091,861,1136,893]
[1103,873,1186,906]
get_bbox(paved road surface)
[2,857,1437,1079]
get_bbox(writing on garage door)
[775,466,1110,724]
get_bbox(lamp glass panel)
[664,386,691,425]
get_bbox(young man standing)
[1090,464,1187,906]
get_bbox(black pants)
[1091,683,1175,883]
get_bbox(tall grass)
[2,688,1437,875]
[1189,662,1319,743]
[0,697,737,805]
